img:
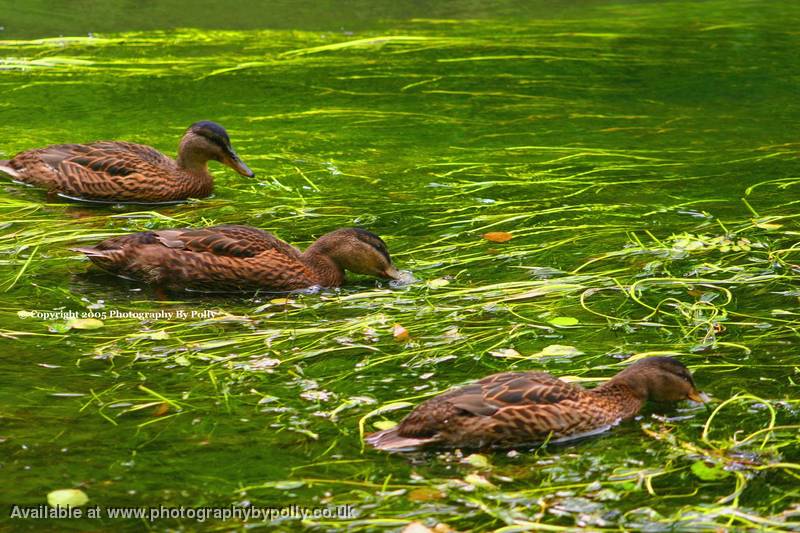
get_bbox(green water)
[1,1,799,531]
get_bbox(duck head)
[612,356,705,403]
[306,228,402,281]
[178,121,255,177]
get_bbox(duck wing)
[472,371,583,409]
[153,225,302,259]
[88,141,172,166]
[409,371,583,430]
[55,142,173,190]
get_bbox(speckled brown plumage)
[0,121,254,203]
[366,356,704,452]
[72,225,401,292]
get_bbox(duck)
[366,356,705,452]
[0,121,254,203]
[72,225,402,292]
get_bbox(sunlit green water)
[1,1,799,531]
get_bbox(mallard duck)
[72,225,402,291]
[366,356,704,452]
[0,121,254,203]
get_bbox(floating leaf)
[270,298,291,305]
[464,473,496,490]
[549,316,579,327]
[754,219,782,230]
[489,348,521,359]
[65,318,104,330]
[47,489,89,508]
[462,454,491,468]
[426,278,450,289]
[358,401,414,442]
[152,402,170,417]
[373,420,398,430]
[691,461,730,480]
[533,344,583,358]
[482,231,513,243]
[393,323,410,342]
[47,322,72,334]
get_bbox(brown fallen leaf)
[402,523,434,533]
[407,487,446,502]
[482,231,513,243]
[393,323,410,342]
[152,402,170,417]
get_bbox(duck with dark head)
[0,120,254,203]
[72,225,403,292]
[366,356,706,452]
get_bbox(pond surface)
[1,0,799,531]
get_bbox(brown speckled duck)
[0,121,253,203]
[72,225,402,291]
[366,356,704,452]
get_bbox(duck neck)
[589,379,646,421]
[175,135,214,195]
[301,245,345,287]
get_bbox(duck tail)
[70,246,107,258]
[0,160,19,178]
[71,246,124,273]
[364,427,435,452]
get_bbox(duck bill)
[687,390,708,403]
[381,264,402,280]
[224,149,255,178]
